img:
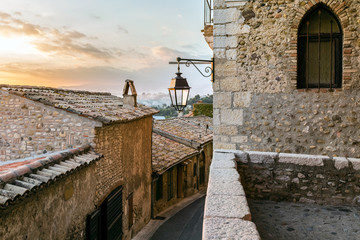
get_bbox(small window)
[167,168,174,201]
[193,163,197,177]
[128,193,133,230]
[297,5,342,89]
[156,175,163,201]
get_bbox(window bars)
[298,6,342,90]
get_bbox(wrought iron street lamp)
[168,62,190,112]
[168,57,214,112]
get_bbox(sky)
[0,0,213,100]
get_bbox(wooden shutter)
[86,209,102,240]
[106,186,123,240]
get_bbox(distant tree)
[152,94,213,118]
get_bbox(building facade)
[151,117,213,217]
[0,82,157,240]
[211,0,360,157]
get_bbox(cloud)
[90,14,101,20]
[0,12,114,60]
[151,46,184,61]
[117,25,128,34]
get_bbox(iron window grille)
[297,5,342,90]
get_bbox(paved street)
[150,196,205,240]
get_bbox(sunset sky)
[0,0,213,98]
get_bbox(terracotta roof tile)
[153,116,213,145]
[1,85,158,124]
[152,133,198,174]
[0,144,102,208]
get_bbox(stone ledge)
[204,194,250,219]
[203,150,259,240]
[278,153,327,166]
[209,168,240,182]
[248,151,278,164]
[203,217,261,240]
[207,179,245,196]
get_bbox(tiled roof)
[153,116,213,146]
[152,133,198,174]
[0,85,158,124]
[152,116,213,174]
[0,144,102,208]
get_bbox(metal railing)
[204,0,213,26]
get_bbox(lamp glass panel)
[175,89,184,106]
[182,89,189,106]
[169,89,176,106]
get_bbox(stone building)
[202,1,360,239]
[151,116,213,216]
[0,82,158,239]
[209,0,360,157]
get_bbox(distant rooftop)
[152,116,213,174]
[0,84,158,124]
[152,133,198,174]
[153,116,213,146]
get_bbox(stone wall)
[237,150,360,206]
[0,90,100,161]
[212,0,360,157]
[94,117,153,239]
[203,151,260,239]
[204,149,360,239]
[0,163,97,239]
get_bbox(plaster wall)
[0,164,97,240]
[213,0,360,157]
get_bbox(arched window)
[297,5,342,89]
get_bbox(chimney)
[123,79,137,108]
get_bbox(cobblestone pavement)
[248,199,360,240]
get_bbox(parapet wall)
[237,151,360,206]
[203,150,360,239]
[203,151,260,240]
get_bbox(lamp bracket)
[169,57,214,82]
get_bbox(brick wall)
[212,0,360,157]
[94,116,153,239]
[0,90,100,161]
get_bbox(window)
[200,152,206,185]
[128,193,133,230]
[87,186,123,240]
[193,163,197,177]
[167,168,174,201]
[156,175,163,201]
[297,5,342,89]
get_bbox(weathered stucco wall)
[0,164,97,240]
[0,90,99,161]
[94,116,153,239]
[212,0,360,157]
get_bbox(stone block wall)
[236,151,360,206]
[203,151,261,240]
[0,90,100,161]
[212,0,360,157]
[204,149,360,239]
[94,117,153,239]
